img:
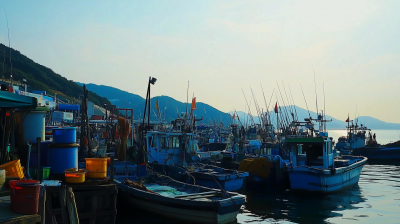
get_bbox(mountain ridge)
[78,82,400,129]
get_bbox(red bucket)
[9,180,41,214]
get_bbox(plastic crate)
[28,167,50,180]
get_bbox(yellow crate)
[85,158,107,178]
[0,159,24,179]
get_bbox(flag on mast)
[155,98,160,113]
[274,102,278,113]
[191,97,197,110]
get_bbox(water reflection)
[240,185,365,224]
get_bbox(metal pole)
[110,155,114,183]
[37,137,41,181]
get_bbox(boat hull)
[352,146,400,160]
[122,193,239,224]
[117,181,244,224]
[194,175,245,192]
[288,157,367,193]
[246,168,289,191]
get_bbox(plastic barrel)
[9,180,40,214]
[48,145,78,174]
[29,141,51,167]
[20,111,46,144]
[52,127,77,144]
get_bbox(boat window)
[168,137,173,149]
[160,137,166,149]
[151,137,157,148]
[173,137,180,148]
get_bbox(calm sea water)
[327,129,400,145]
[237,164,400,224]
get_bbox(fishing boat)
[146,131,221,165]
[116,175,245,224]
[351,141,400,161]
[151,163,248,192]
[287,135,368,193]
[333,120,400,162]
[147,130,249,191]
[334,122,369,155]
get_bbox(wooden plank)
[58,185,68,224]
[73,189,117,197]
[174,193,219,200]
[45,194,56,224]
[111,190,117,223]
[174,191,219,198]
[0,215,41,224]
[89,194,97,224]
[38,189,46,224]
[78,210,118,219]
[66,187,80,224]
[66,184,117,191]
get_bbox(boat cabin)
[146,131,217,166]
[287,137,334,169]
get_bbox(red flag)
[232,113,236,120]
[345,117,349,122]
[274,102,278,113]
[191,97,197,110]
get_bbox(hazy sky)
[1,0,399,122]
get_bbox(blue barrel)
[20,111,46,143]
[29,141,51,167]
[47,145,78,174]
[52,127,77,144]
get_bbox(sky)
[1,0,399,123]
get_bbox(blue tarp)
[59,104,80,111]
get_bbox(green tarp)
[0,91,37,108]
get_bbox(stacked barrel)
[47,127,79,174]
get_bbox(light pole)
[138,77,157,166]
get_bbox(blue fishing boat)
[146,130,248,191]
[351,141,400,161]
[334,123,369,155]
[287,136,367,193]
[151,163,248,192]
[189,164,248,191]
[333,120,400,162]
[116,175,246,224]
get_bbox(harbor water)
[117,163,400,224]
